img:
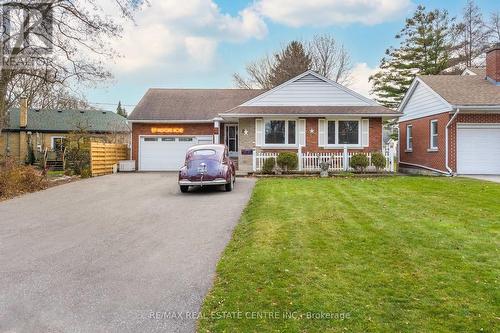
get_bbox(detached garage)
[457,124,500,175]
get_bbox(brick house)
[128,70,400,172]
[398,44,500,175]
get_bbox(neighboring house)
[0,97,130,162]
[398,44,500,175]
[128,70,400,172]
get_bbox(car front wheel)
[180,185,189,193]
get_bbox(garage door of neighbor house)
[457,124,500,175]
[139,136,213,171]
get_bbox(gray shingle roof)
[128,89,265,121]
[464,67,486,76]
[223,105,400,116]
[5,108,130,132]
[419,75,500,106]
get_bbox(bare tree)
[455,0,490,67]
[307,34,352,85]
[233,54,274,89]
[488,11,500,43]
[0,0,143,132]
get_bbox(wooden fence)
[90,142,129,176]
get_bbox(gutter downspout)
[445,108,460,175]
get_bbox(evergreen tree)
[269,41,313,87]
[370,6,455,109]
[116,101,127,118]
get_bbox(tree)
[370,6,455,108]
[0,1,142,133]
[488,11,500,43]
[233,34,352,89]
[308,34,352,85]
[455,0,490,67]
[116,101,127,118]
[269,41,312,87]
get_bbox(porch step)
[46,160,64,171]
[236,171,251,177]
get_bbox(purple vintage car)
[178,144,236,193]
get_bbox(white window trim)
[325,118,362,148]
[429,120,438,150]
[51,136,65,150]
[263,119,298,148]
[406,125,413,152]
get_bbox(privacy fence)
[253,146,397,173]
[90,142,129,176]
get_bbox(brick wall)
[400,112,500,173]
[399,112,450,172]
[131,122,214,166]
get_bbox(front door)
[224,124,238,158]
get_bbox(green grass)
[198,177,500,332]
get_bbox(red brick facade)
[399,112,500,173]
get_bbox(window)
[338,121,359,144]
[264,120,296,145]
[326,120,359,145]
[430,120,438,149]
[406,125,413,151]
[144,137,157,142]
[161,137,175,142]
[51,136,65,150]
[178,137,194,142]
[192,149,216,156]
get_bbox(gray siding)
[243,74,372,107]
[400,82,450,121]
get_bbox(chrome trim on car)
[179,179,228,186]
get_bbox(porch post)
[213,117,223,144]
[252,148,256,172]
[298,145,302,171]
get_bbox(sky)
[85,0,499,112]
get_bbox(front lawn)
[199,177,500,332]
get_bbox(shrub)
[0,158,47,199]
[350,153,369,172]
[65,146,90,175]
[276,152,298,173]
[80,167,92,178]
[371,152,386,171]
[261,158,275,174]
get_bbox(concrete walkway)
[0,173,255,332]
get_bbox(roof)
[5,108,130,132]
[462,67,486,76]
[128,89,265,121]
[418,75,500,106]
[223,105,400,116]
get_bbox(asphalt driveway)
[0,173,255,333]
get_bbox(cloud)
[254,0,412,27]
[112,0,267,73]
[349,63,378,98]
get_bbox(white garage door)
[457,125,500,175]
[139,136,212,171]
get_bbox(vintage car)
[178,144,236,193]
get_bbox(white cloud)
[112,0,267,73]
[349,63,378,98]
[254,0,412,27]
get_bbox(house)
[0,97,130,162]
[398,44,500,175]
[128,70,400,172]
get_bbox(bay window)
[264,120,296,145]
[326,120,360,146]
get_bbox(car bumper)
[178,179,228,186]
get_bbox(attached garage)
[457,124,500,175]
[139,135,213,171]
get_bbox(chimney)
[19,96,28,128]
[486,43,500,85]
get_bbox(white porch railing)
[252,145,396,172]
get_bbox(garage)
[457,124,500,175]
[139,136,213,171]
